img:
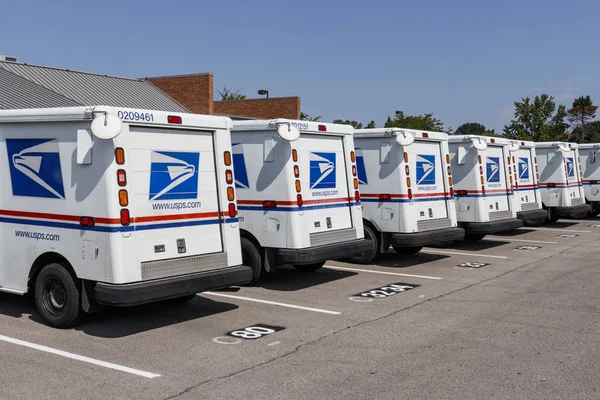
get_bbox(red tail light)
[547,183,556,188]
[456,190,468,196]
[352,165,357,176]
[481,186,486,194]
[263,200,277,208]
[225,170,233,184]
[228,203,237,217]
[355,190,360,202]
[297,194,303,206]
[379,194,391,201]
[422,132,429,138]
[168,115,182,124]
[490,138,495,143]
[318,124,327,131]
[449,187,454,197]
[120,209,130,226]
[407,188,413,199]
[294,165,300,177]
[117,169,127,186]
[80,216,95,227]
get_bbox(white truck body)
[353,128,464,258]
[506,140,547,223]
[230,119,370,276]
[536,142,590,220]
[577,143,600,214]
[448,135,522,238]
[0,106,250,326]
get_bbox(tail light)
[263,200,277,208]
[117,169,127,186]
[379,194,391,201]
[490,138,495,143]
[446,154,450,163]
[547,183,556,188]
[407,188,413,199]
[480,176,485,184]
[168,115,182,124]
[292,149,298,162]
[456,190,468,196]
[115,148,125,165]
[403,152,409,162]
[422,132,429,138]
[405,165,410,175]
[80,216,95,227]
[228,203,237,217]
[479,166,483,175]
[481,186,486,194]
[350,151,355,162]
[119,190,129,206]
[448,177,453,186]
[353,178,359,189]
[294,165,300,178]
[447,166,451,175]
[297,194,303,206]
[478,155,482,164]
[318,125,327,131]
[355,190,360,202]
[352,165,357,176]
[295,180,302,192]
[225,170,233,184]
[120,209,130,226]
[224,151,232,166]
[507,157,511,164]
[406,177,411,187]
[449,187,454,196]
[227,187,235,201]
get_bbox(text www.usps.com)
[152,201,202,211]
[15,231,60,242]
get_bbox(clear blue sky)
[2,0,599,131]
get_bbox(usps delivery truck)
[348,128,464,263]
[507,140,547,225]
[448,135,523,241]
[230,119,371,281]
[536,142,590,221]
[0,106,251,328]
[579,143,600,216]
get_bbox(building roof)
[0,61,190,112]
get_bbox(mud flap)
[380,232,391,253]
[263,248,279,273]
[81,280,100,313]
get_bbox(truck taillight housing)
[407,188,413,199]
[403,152,409,162]
[446,154,450,164]
[456,190,468,196]
[120,209,130,226]
[352,165,357,176]
[119,190,129,206]
[355,190,360,202]
[547,183,556,188]
[228,203,237,217]
[481,186,486,194]
[292,149,298,162]
[354,178,359,189]
[449,187,454,197]
[295,180,302,192]
[117,169,127,186]
[225,170,233,184]
[297,194,303,206]
[224,151,232,166]
[318,125,327,131]
[405,165,410,175]
[478,155,482,164]
[379,194,391,201]
[80,216,95,227]
[447,166,451,175]
[115,148,125,165]
[263,200,277,208]
[480,176,485,184]
[294,165,300,178]
[448,177,453,186]
[168,115,182,124]
[227,187,235,201]
[422,132,429,138]
[406,177,411,187]
[350,151,355,162]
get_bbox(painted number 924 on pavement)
[355,283,419,299]
[117,110,154,122]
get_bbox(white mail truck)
[448,135,523,241]
[507,140,547,225]
[0,106,251,328]
[536,142,590,221]
[579,143,600,216]
[348,128,464,263]
[230,119,371,282]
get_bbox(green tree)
[332,119,363,129]
[503,94,567,141]
[365,120,376,128]
[384,111,445,131]
[571,120,600,143]
[217,87,246,101]
[454,122,496,136]
[567,95,597,143]
[300,112,321,121]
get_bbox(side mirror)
[470,138,487,151]
[395,130,415,146]
[91,113,122,140]
[276,123,300,141]
[507,141,520,152]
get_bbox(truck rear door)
[566,150,582,200]
[409,140,448,221]
[297,134,352,234]
[485,146,511,215]
[128,125,223,263]
[515,148,538,206]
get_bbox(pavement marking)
[0,335,160,379]
[267,341,281,346]
[204,292,341,315]
[486,236,558,244]
[422,249,509,259]
[324,265,442,281]
[526,227,591,233]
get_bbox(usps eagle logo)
[149,151,199,200]
[6,138,65,199]
[566,157,575,178]
[355,148,368,185]
[486,157,500,183]
[416,155,436,185]
[310,152,336,189]
[518,157,529,180]
[231,143,249,189]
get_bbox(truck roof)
[231,118,354,135]
[354,128,448,141]
[0,106,232,130]
[448,135,510,145]
[535,141,579,149]
[507,139,536,148]
[576,143,600,149]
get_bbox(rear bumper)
[277,239,372,265]
[94,265,252,306]
[391,227,465,247]
[517,208,548,221]
[460,218,523,234]
[553,203,591,217]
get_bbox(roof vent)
[0,55,18,62]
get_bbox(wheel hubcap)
[43,278,66,315]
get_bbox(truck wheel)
[347,225,380,264]
[293,261,325,272]
[464,233,485,242]
[392,246,423,255]
[523,218,546,227]
[546,209,560,223]
[241,237,262,284]
[34,263,81,329]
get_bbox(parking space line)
[0,335,160,379]
[204,292,341,315]
[324,265,442,280]
[526,227,591,233]
[486,236,558,244]
[422,249,509,259]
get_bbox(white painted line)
[204,292,341,315]
[422,249,509,259]
[267,341,281,346]
[486,236,558,244]
[526,227,591,233]
[0,335,160,379]
[325,265,442,281]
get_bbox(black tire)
[392,245,423,255]
[464,233,486,242]
[241,237,262,284]
[34,263,81,329]
[347,225,380,264]
[546,208,560,223]
[163,294,197,304]
[292,261,325,272]
[523,218,546,227]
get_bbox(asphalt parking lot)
[1,219,600,400]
